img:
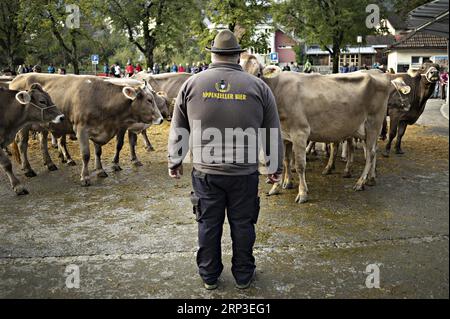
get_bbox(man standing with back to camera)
[168,30,283,290]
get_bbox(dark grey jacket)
[168,63,283,176]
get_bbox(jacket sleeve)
[167,82,190,169]
[261,84,283,175]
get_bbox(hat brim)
[206,47,247,55]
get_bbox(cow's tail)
[11,141,21,164]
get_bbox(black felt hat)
[206,29,246,55]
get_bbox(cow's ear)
[122,87,137,100]
[15,91,31,105]
[30,83,44,91]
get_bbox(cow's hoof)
[24,170,37,178]
[295,194,308,204]
[353,184,364,191]
[145,146,155,152]
[14,186,29,196]
[80,179,90,187]
[321,168,333,175]
[67,160,76,166]
[282,181,294,189]
[379,135,387,141]
[366,178,376,186]
[97,170,108,178]
[342,171,352,178]
[47,164,58,171]
[132,160,143,167]
[267,185,281,196]
[60,158,67,164]
[395,149,404,155]
[381,151,390,158]
[112,164,122,172]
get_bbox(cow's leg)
[94,143,108,178]
[58,135,76,166]
[77,128,91,186]
[322,142,339,175]
[380,115,388,141]
[282,141,294,189]
[292,135,309,204]
[141,130,155,152]
[51,133,58,149]
[39,130,58,171]
[354,122,378,191]
[268,140,292,195]
[383,114,398,157]
[343,138,354,178]
[394,121,408,155]
[0,148,28,195]
[112,128,126,171]
[129,131,143,167]
[16,128,36,178]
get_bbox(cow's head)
[15,83,64,124]
[390,78,412,112]
[122,81,164,125]
[156,91,170,120]
[240,52,263,78]
[421,63,440,83]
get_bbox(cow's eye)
[40,100,46,104]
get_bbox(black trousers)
[191,169,260,285]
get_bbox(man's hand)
[169,165,183,179]
[266,173,281,184]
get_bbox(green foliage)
[273,0,378,73]
[204,0,272,52]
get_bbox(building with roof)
[386,31,448,72]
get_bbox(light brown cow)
[10,74,163,186]
[0,85,63,195]
[241,54,411,203]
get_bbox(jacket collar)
[208,63,243,72]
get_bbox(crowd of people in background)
[7,58,449,101]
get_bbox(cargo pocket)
[190,191,203,222]
[252,196,261,224]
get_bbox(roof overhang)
[408,0,449,39]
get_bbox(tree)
[103,0,202,68]
[0,0,28,69]
[274,0,377,73]
[19,0,102,74]
[203,0,272,52]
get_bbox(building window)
[340,54,359,66]
[411,56,420,64]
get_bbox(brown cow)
[0,85,63,195]
[241,54,410,203]
[10,74,163,186]
[381,63,440,156]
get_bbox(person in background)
[303,59,312,73]
[48,63,56,74]
[191,63,199,74]
[282,64,291,71]
[153,63,160,74]
[33,65,42,73]
[114,63,122,78]
[178,64,185,73]
[440,69,448,100]
[185,63,192,74]
[201,63,208,72]
[291,62,299,72]
[135,63,142,73]
[171,63,178,73]
[103,63,110,76]
[58,67,66,75]
[125,62,134,77]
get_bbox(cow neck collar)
[208,63,243,72]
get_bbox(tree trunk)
[332,43,340,74]
[144,37,156,69]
